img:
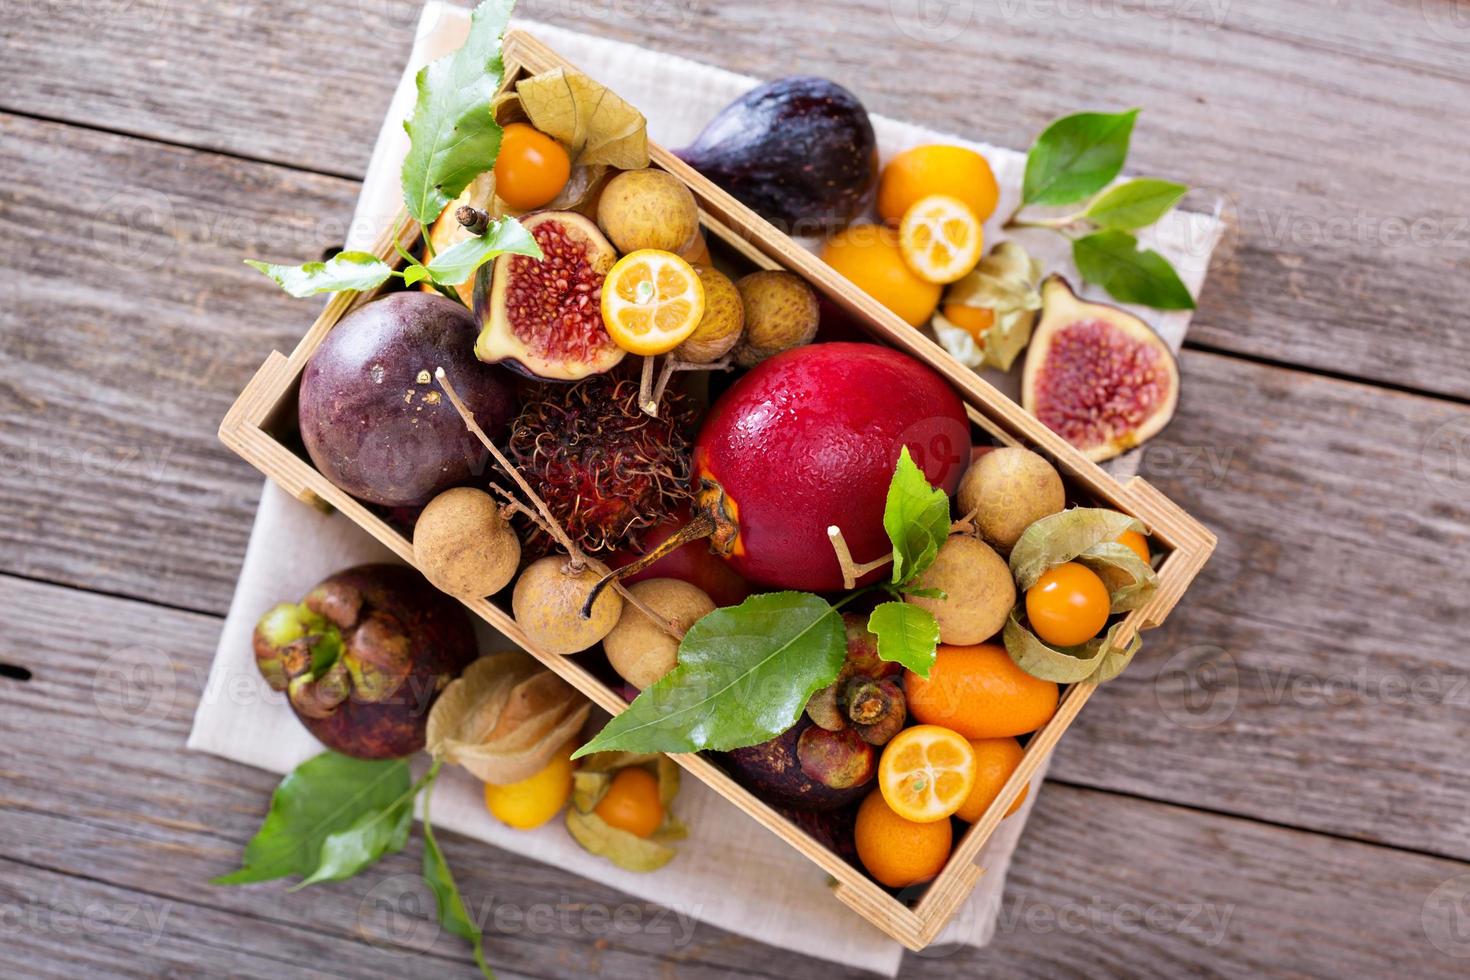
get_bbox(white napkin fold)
[191,6,1222,974]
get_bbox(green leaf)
[245,253,393,298]
[401,0,515,226]
[573,593,846,756]
[1083,178,1188,230]
[883,447,952,586]
[422,782,494,979]
[867,602,940,677]
[294,797,413,889]
[424,217,541,286]
[402,264,430,287]
[901,586,946,600]
[212,753,410,885]
[1072,230,1196,310]
[1023,109,1139,206]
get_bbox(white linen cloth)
[190,6,1223,974]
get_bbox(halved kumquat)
[899,194,984,285]
[601,249,705,355]
[877,724,977,823]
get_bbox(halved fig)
[474,210,625,381]
[1021,276,1179,462]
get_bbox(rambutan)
[507,375,696,556]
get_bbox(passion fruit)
[1022,276,1179,462]
[475,211,624,381]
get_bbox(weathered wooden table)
[3,1,1469,976]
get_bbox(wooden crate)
[219,30,1216,951]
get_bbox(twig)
[437,371,683,641]
[950,506,980,537]
[649,356,733,408]
[638,355,659,417]
[456,206,491,236]
[826,525,893,591]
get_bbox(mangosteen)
[253,563,478,759]
[719,716,875,812]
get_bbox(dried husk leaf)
[932,241,1044,372]
[426,651,591,785]
[571,770,611,813]
[564,809,676,872]
[1009,508,1148,590]
[575,750,662,774]
[1076,541,1159,613]
[1003,611,1141,684]
[515,69,649,168]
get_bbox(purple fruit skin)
[296,563,478,759]
[298,292,517,507]
[677,76,877,232]
[719,716,875,812]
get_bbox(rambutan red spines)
[508,375,695,556]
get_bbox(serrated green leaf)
[425,217,541,286]
[1072,230,1196,311]
[245,253,393,298]
[573,592,846,756]
[883,446,952,586]
[211,753,410,886]
[422,783,493,979]
[868,602,940,677]
[1009,508,1146,590]
[1084,178,1188,230]
[1023,109,1138,206]
[401,0,515,226]
[402,264,430,287]
[1003,611,1141,684]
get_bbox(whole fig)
[677,76,877,233]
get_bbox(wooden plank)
[1049,349,1470,857]
[4,0,1469,396]
[5,574,1468,978]
[0,112,361,612]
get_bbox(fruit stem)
[826,525,892,590]
[579,511,718,620]
[456,206,491,237]
[436,369,682,641]
[638,355,659,417]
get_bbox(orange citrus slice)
[878,724,977,823]
[898,194,984,284]
[601,249,705,355]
